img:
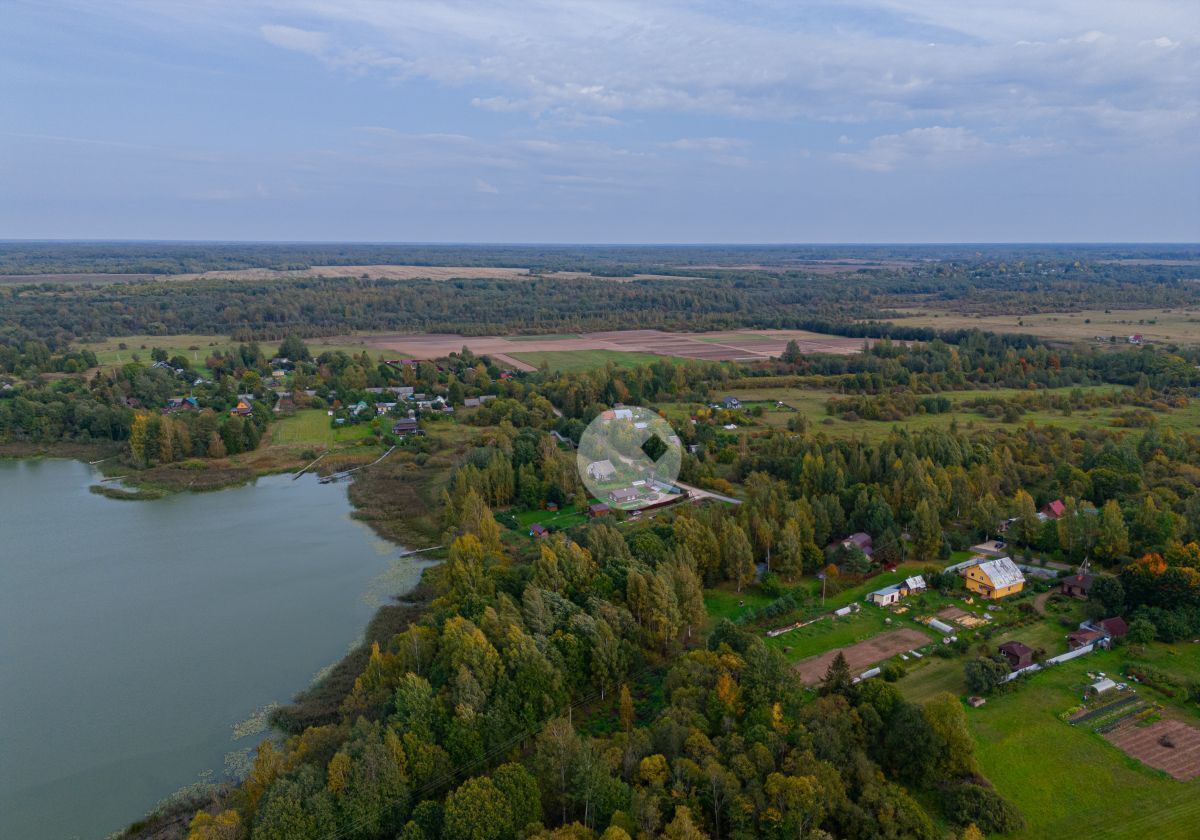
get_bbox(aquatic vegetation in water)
[231,702,280,740]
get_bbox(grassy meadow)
[886,306,1200,347]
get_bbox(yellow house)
[964,557,1025,599]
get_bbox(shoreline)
[2,443,442,840]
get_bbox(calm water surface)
[0,459,424,839]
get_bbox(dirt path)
[793,627,932,686]
[1032,590,1054,615]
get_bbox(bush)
[943,783,1025,833]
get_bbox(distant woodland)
[1,244,1199,347]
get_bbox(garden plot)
[1105,719,1200,781]
[793,627,932,686]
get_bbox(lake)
[0,458,426,839]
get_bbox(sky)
[2,1,1198,243]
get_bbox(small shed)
[1061,574,1094,599]
[999,641,1035,671]
[587,503,610,518]
[529,523,548,538]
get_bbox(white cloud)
[62,1,1200,157]
[260,24,328,56]
[833,126,985,172]
[662,137,747,152]
[475,178,499,194]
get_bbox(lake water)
[0,459,425,839]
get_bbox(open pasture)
[888,306,1200,346]
[340,328,868,372]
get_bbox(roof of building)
[1062,573,1094,591]
[844,532,873,549]
[610,487,638,501]
[905,575,926,591]
[1069,629,1104,644]
[999,641,1034,657]
[588,459,616,477]
[975,557,1025,589]
[1042,499,1066,518]
[1091,677,1117,693]
[588,503,610,514]
[1100,616,1129,637]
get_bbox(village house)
[1069,616,1128,650]
[164,396,198,414]
[588,502,610,518]
[1038,499,1066,521]
[273,394,296,414]
[829,532,874,559]
[1067,628,1106,650]
[529,523,548,538]
[722,396,741,409]
[586,459,617,481]
[964,557,1025,599]
[866,575,926,607]
[998,641,1035,671]
[391,418,422,437]
[463,397,481,408]
[1060,573,1094,599]
[230,397,253,417]
[1095,616,1129,639]
[1128,334,1144,345]
[608,487,639,504]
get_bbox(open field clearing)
[269,409,377,447]
[793,627,932,685]
[887,307,1200,346]
[6,265,699,285]
[76,334,373,370]
[342,328,867,371]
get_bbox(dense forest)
[2,244,1199,347]
[2,241,1197,276]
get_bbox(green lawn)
[704,584,776,624]
[509,504,591,533]
[270,409,377,447]
[78,334,376,372]
[967,650,1200,839]
[764,608,900,662]
[508,349,687,373]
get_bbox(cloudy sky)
[3,1,1197,242]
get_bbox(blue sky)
[2,1,1197,242]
